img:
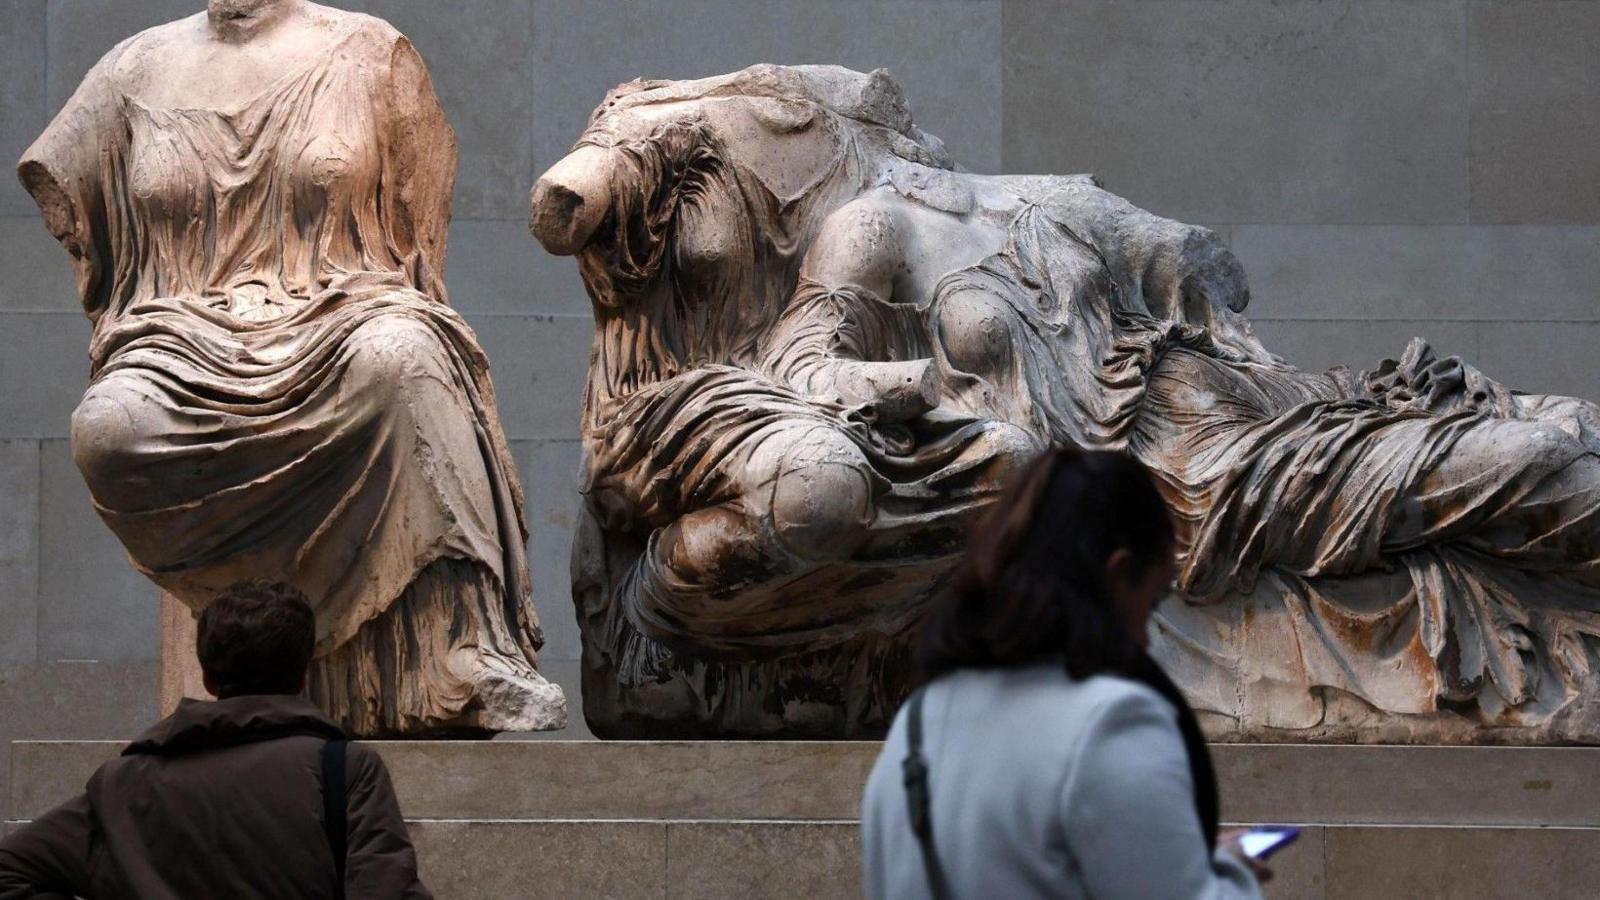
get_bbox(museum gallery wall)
[14,0,1600,744]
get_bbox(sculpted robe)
[20,13,561,734]
[916,198,1600,734]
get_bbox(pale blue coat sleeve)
[1060,687,1263,900]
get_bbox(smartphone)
[1237,826,1300,860]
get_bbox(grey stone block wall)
[0,1,47,219]
[1005,0,1472,226]
[528,0,1005,175]
[1002,0,1600,401]
[3,0,1599,768]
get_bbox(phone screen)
[1238,826,1300,860]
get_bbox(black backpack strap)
[321,738,349,899]
[902,689,953,899]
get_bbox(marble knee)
[1447,419,1587,482]
[340,315,453,408]
[765,429,876,562]
[71,374,160,509]
[980,420,1046,475]
[936,288,1015,378]
[1391,418,1596,547]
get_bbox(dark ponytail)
[916,447,1218,847]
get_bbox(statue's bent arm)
[769,195,939,420]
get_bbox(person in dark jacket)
[0,580,432,899]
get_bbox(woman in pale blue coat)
[862,449,1269,899]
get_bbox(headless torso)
[20,0,565,734]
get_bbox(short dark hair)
[919,447,1176,682]
[197,580,315,698]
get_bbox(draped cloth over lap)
[585,360,1007,658]
[19,13,555,734]
[89,287,529,656]
[924,202,1600,733]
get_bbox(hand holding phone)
[1236,826,1299,861]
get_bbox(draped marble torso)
[533,64,1600,741]
[20,8,565,735]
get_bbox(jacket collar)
[124,694,344,757]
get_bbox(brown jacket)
[0,695,431,899]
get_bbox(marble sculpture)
[19,0,566,736]
[532,64,1600,741]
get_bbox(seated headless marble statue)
[533,64,1600,740]
[19,0,565,736]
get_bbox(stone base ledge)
[12,741,1600,898]
[14,740,1600,825]
[399,820,1600,900]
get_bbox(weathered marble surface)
[532,63,1600,741]
[17,0,564,736]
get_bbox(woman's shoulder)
[936,664,1172,703]
[1003,672,1186,783]
[923,665,1178,739]
[1069,674,1185,751]
[1074,671,1177,714]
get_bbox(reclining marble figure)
[532,64,1600,741]
[18,0,566,736]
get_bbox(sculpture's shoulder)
[998,172,1105,202]
[322,7,439,83]
[288,5,411,69]
[322,6,405,52]
[101,8,410,97]
[99,14,208,91]
[838,176,1003,223]
[798,188,911,288]
[818,187,907,234]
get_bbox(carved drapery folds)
[534,64,1600,741]
[20,4,565,736]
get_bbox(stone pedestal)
[158,592,211,714]
[11,741,1600,898]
